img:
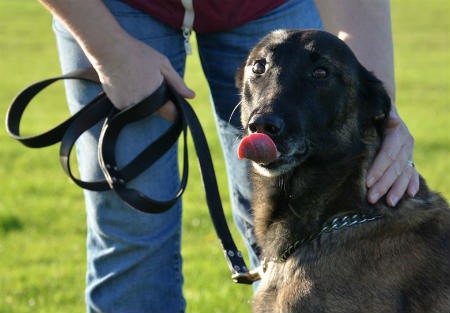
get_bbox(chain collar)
[276,213,383,262]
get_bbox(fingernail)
[389,196,398,207]
[368,192,379,204]
[367,176,376,188]
[408,186,418,198]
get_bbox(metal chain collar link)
[277,213,383,262]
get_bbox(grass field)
[0,1,448,312]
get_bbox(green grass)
[0,0,448,312]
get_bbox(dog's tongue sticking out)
[237,133,278,164]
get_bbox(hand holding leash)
[91,35,195,118]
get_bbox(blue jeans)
[53,0,322,312]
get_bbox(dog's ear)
[235,61,246,90]
[360,67,391,135]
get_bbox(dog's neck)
[253,150,381,260]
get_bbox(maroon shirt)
[121,0,287,33]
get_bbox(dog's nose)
[248,114,285,136]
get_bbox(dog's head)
[236,30,391,177]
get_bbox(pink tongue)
[237,133,278,164]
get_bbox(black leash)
[5,68,259,284]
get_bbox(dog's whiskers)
[288,203,304,220]
[278,176,287,192]
[228,101,242,124]
[232,132,245,148]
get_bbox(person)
[37,0,419,312]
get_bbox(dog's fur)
[236,30,450,313]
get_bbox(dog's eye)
[312,67,329,79]
[252,60,267,75]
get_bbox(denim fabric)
[52,0,322,312]
[53,2,186,312]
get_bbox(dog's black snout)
[248,114,285,136]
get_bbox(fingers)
[367,115,418,206]
[366,117,405,190]
[160,56,195,99]
[407,169,420,197]
[152,57,195,121]
[368,157,417,206]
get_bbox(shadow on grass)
[0,214,24,234]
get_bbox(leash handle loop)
[5,69,101,148]
[98,82,190,213]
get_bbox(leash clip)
[225,249,261,284]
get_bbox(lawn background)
[0,1,448,312]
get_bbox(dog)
[236,30,450,313]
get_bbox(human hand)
[366,111,420,206]
[92,35,195,120]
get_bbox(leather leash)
[5,68,259,284]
